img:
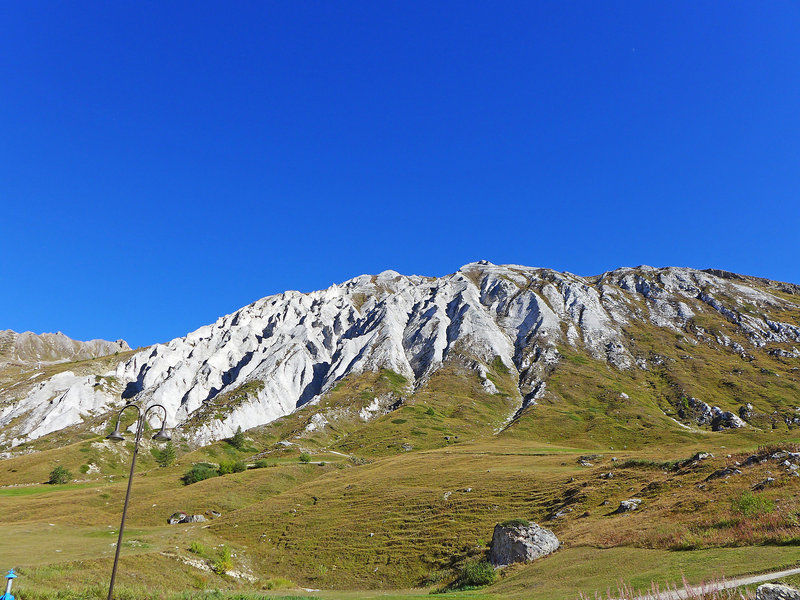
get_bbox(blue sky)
[1,2,799,348]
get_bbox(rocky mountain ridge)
[0,329,129,366]
[1,262,798,449]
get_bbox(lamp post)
[105,403,171,600]
[1,569,17,600]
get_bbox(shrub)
[263,577,295,590]
[188,541,207,555]
[299,452,312,463]
[253,459,275,469]
[153,441,176,467]
[218,460,247,475]
[48,465,72,484]
[228,426,246,450]
[211,545,234,575]
[79,464,90,474]
[181,463,219,485]
[457,560,496,588]
[731,491,775,517]
[425,406,436,416]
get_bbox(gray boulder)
[167,512,187,525]
[182,514,206,523]
[757,583,800,600]
[489,520,560,567]
[613,499,642,514]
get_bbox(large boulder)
[489,520,560,567]
[757,583,800,600]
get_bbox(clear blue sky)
[2,2,799,348]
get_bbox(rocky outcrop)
[683,397,747,430]
[757,583,800,600]
[489,520,560,567]
[1,263,798,447]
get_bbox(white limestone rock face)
[0,371,118,445]
[2,262,799,447]
[489,521,560,567]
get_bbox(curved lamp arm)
[106,404,142,442]
[143,404,171,441]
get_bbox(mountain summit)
[1,262,798,449]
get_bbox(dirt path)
[629,565,800,599]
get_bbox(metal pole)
[106,414,142,600]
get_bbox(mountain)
[1,262,798,451]
[0,329,129,366]
[1,262,800,596]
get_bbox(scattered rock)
[548,508,573,520]
[705,467,742,481]
[400,443,413,451]
[757,583,800,600]
[613,499,642,514]
[753,477,775,491]
[600,472,614,479]
[691,452,714,462]
[489,521,560,567]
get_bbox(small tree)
[229,426,246,450]
[48,465,72,484]
[154,441,176,467]
[299,452,312,463]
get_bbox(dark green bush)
[299,452,312,463]
[48,465,72,484]
[181,463,219,485]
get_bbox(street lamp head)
[152,424,171,442]
[106,427,125,442]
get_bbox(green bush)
[218,460,247,475]
[253,459,275,469]
[457,560,496,588]
[188,541,207,555]
[181,463,219,485]
[48,465,72,484]
[731,491,775,516]
[299,452,312,463]
[211,545,234,575]
[425,406,436,416]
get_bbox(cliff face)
[1,262,798,448]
